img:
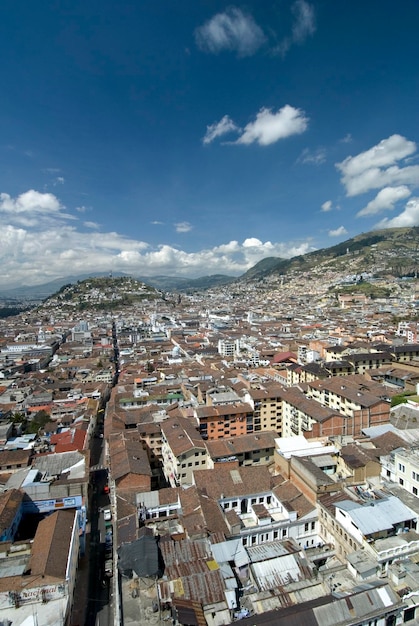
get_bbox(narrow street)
[70,426,113,626]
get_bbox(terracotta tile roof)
[195,402,253,420]
[205,431,277,459]
[193,465,272,500]
[272,480,315,517]
[0,448,32,468]
[51,428,87,452]
[197,493,229,537]
[318,491,354,515]
[0,489,24,536]
[109,432,152,480]
[370,431,407,455]
[340,444,379,469]
[116,494,138,545]
[272,352,298,364]
[161,416,205,456]
[159,487,181,505]
[308,376,390,408]
[29,509,76,579]
[281,386,341,422]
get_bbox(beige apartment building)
[243,384,283,434]
[161,416,208,487]
[306,376,391,436]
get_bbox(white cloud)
[292,0,316,42]
[236,105,308,146]
[0,190,61,214]
[203,115,239,145]
[341,133,352,144]
[357,185,411,217]
[298,147,326,165]
[0,190,75,227]
[277,0,316,56]
[321,200,333,212]
[0,190,318,288]
[374,198,419,229]
[195,7,265,57]
[328,226,348,237]
[175,221,193,233]
[336,134,418,196]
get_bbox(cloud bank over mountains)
[1,2,418,290]
[1,131,419,289]
[0,188,314,288]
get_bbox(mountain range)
[1,227,418,305]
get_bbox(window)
[304,523,309,532]
[399,478,404,486]
[413,487,418,496]
[399,463,406,473]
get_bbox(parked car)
[103,509,112,521]
[104,558,113,578]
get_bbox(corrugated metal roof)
[336,495,416,535]
[251,554,306,591]
[174,569,226,606]
[211,538,249,568]
[312,584,401,626]
[33,450,85,475]
[247,540,296,562]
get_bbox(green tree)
[27,410,51,434]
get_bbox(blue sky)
[1,1,419,288]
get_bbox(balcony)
[363,531,419,565]
[304,543,336,564]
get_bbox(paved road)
[70,429,113,626]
